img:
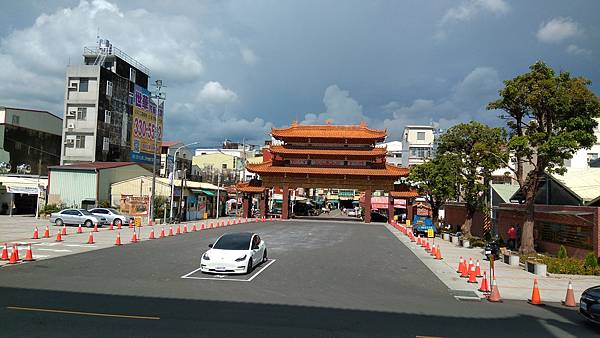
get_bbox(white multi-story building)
[565,118,600,169]
[378,141,403,166]
[401,125,436,167]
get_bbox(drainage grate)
[449,289,481,301]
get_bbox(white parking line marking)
[181,259,277,282]
[36,248,72,253]
[65,244,97,248]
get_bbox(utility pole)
[216,173,221,219]
[149,79,166,224]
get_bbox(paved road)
[0,220,597,337]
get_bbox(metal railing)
[83,45,150,75]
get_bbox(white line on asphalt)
[181,259,277,282]
[36,248,72,253]
[65,244,97,248]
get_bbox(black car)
[580,285,600,324]
[370,211,388,223]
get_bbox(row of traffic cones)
[1,243,35,264]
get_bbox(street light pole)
[150,79,165,225]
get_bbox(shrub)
[41,204,60,215]
[557,245,568,259]
[584,252,598,268]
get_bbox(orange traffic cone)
[227,220,231,226]
[118,222,122,230]
[457,257,464,273]
[475,260,483,278]
[435,246,443,260]
[131,232,138,243]
[32,227,39,239]
[562,281,576,307]
[430,244,437,257]
[115,232,122,246]
[168,227,174,236]
[149,228,155,239]
[24,244,34,262]
[87,232,94,244]
[183,225,188,233]
[467,264,478,283]
[460,260,470,278]
[487,277,502,302]
[12,244,20,261]
[109,223,114,231]
[93,224,98,232]
[176,225,181,235]
[1,243,8,260]
[77,224,83,234]
[478,271,490,292]
[160,228,165,238]
[55,231,63,242]
[210,222,214,228]
[192,224,197,232]
[201,223,205,230]
[43,226,50,238]
[61,225,67,236]
[528,278,543,305]
[129,222,133,229]
[467,258,474,274]
[8,248,17,264]
[245,218,248,223]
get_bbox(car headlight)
[202,253,210,260]
[235,255,247,262]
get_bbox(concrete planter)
[503,253,520,267]
[442,233,450,241]
[451,235,460,245]
[461,239,470,248]
[525,260,547,276]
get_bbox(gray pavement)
[0,219,597,337]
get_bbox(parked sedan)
[89,208,133,227]
[580,285,600,324]
[201,232,267,274]
[49,209,106,227]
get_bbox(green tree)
[437,121,507,237]
[408,153,461,226]
[488,61,600,253]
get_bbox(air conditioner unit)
[68,82,77,89]
[64,139,75,147]
[67,123,75,129]
[66,110,76,117]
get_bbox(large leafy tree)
[408,153,461,226]
[488,61,600,253]
[437,121,507,237]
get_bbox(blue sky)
[0,0,598,146]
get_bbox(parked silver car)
[89,208,133,227]
[49,209,106,227]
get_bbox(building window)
[587,153,598,164]
[106,81,113,97]
[222,164,227,169]
[129,68,136,83]
[79,79,89,92]
[105,110,111,124]
[77,107,87,120]
[11,115,20,125]
[411,147,430,158]
[103,137,109,151]
[417,132,425,141]
[75,135,86,149]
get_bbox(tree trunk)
[520,184,537,253]
[461,208,474,238]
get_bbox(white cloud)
[536,17,582,44]
[441,0,510,25]
[240,47,259,65]
[566,44,591,56]
[198,81,238,104]
[302,85,369,125]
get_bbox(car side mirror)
[208,243,213,248]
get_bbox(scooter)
[484,238,500,261]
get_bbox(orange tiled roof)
[246,161,409,177]
[269,145,387,156]
[390,190,420,198]
[271,123,386,140]
[235,181,265,193]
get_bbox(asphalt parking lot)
[0,219,597,337]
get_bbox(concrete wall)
[97,165,151,203]
[192,152,237,170]
[0,107,62,135]
[444,202,486,237]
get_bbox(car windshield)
[213,235,251,250]
[80,210,93,215]
[107,208,122,215]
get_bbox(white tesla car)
[201,232,267,274]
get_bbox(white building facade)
[401,125,436,167]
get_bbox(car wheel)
[84,220,93,228]
[114,218,122,227]
[55,218,63,227]
[246,258,253,274]
[262,249,268,263]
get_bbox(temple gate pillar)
[387,194,395,223]
[282,184,290,220]
[242,194,251,219]
[364,189,372,223]
[259,191,267,218]
[406,198,414,225]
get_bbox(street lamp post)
[149,80,166,225]
[169,141,201,222]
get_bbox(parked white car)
[201,232,267,274]
[49,209,106,227]
[89,208,133,227]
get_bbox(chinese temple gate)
[240,122,412,223]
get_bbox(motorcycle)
[484,238,500,261]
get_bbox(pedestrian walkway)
[385,222,600,303]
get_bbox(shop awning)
[192,189,216,197]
